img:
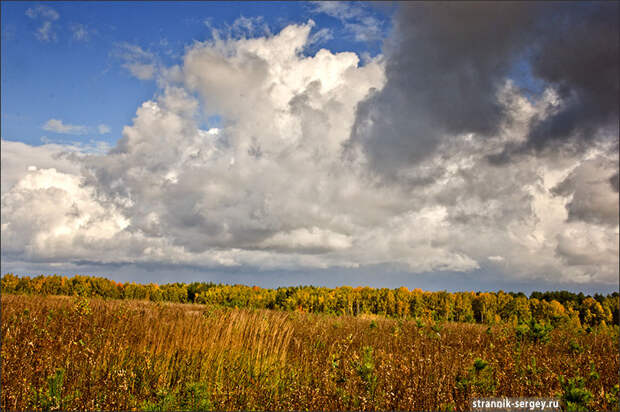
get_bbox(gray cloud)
[610,172,619,193]
[347,2,619,175]
[552,156,619,226]
[347,2,542,176]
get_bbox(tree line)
[1,273,617,327]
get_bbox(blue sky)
[1,1,393,148]
[1,2,617,293]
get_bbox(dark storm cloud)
[348,1,619,174]
[527,2,619,150]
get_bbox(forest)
[2,273,617,327]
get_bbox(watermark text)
[471,397,561,411]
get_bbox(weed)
[568,339,583,354]
[30,368,73,411]
[141,388,178,411]
[473,358,488,372]
[588,362,600,382]
[2,294,618,411]
[431,322,443,335]
[72,295,91,316]
[440,401,456,411]
[604,384,619,408]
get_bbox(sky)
[1,1,618,293]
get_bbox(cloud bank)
[2,5,618,286]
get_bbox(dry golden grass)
[1,294,618,411]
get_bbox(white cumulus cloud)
[2,22,618,285]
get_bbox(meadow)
[1,291,619,411]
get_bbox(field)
[1,294,618,411]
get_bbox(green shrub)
[356,346,378,396]
[559,376,593,411]
[30,368,75,410]
[568,339,583,354]
[179,382,213,411]
[456,358,495,396]
[515,320,553,343]
[515,323,530,339]
[473,358,488,372]
[431,322,443,335]
[529,320,553,343]
[141,388,177,411]
[141,382,212,411]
